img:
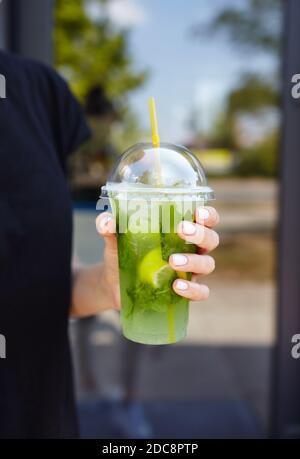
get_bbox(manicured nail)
[172,254,188,266]
[198,208,210,220]
[182,221,196,235]
[175,280,189,291]
[99,216,112,231]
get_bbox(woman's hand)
[70,214,119,318]
[95,213,120,310]
[96,206,219,309]
[169,206,219,300]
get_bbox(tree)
[192,0,281,57]
[54,0,147,102]
[236,129,279,177]
[192,0,282,176]
[209,73,279,148]
[54,0,148,192]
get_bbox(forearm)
[70,263,116,318]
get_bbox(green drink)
[101,142,214,345]
[116,198,197,344]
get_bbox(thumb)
[96,213,117,251]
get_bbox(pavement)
[211,178,277,234]
[78,399,263,439]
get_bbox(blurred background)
[0,0,290,438]
[65,0,280,438]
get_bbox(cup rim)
[101,183,215,198]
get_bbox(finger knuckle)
[197,225,205,243]
[196,256,214,274]
[195,287,208,300]
[95,216,103,232]
[215,211,220,225]
[196,225,207,245]
[206,207,220,226]
[201,285,210,300]
[206,256,215,273]
[211,206,219,218]
[213,231,220,248]
[96,212,109,225]
[188,283,199,300]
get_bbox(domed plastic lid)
[102,142,214,200]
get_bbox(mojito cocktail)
[100,115,214,344]
[116,199,197,344]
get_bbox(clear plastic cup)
[100,142,214,344]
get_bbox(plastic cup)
[101,143,214,344]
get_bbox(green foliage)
[235,130,278,177]
[54,0,147,101]
[196,0,282,176]
[208,74,279,153]
[227,74,279,115]
[193,0,282,56]
[160,231,196,261]
[110,111,148,153]
[127,280,181,314]
[208,111,236,150]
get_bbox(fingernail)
[176,280,189,291]
[172,254,188,266]
[99,216,112,231]
[182,221,196,235]
[198,208,210,220]
[175,280,189,290]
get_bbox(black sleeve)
[41,65,92,169]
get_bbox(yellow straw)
[149,97,160,148]
[148,97,162,186]
[148,98,175,341]
[167,304,176,343]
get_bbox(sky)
[89,0,277,144]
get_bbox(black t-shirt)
[0,51,91,438]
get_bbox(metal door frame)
[0,0,53,64]
[271,0,300,439]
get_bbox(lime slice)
[138,247,175,288]
[153,264,176,288]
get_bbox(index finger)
[95,212,116,236]
[196,206,220,228]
